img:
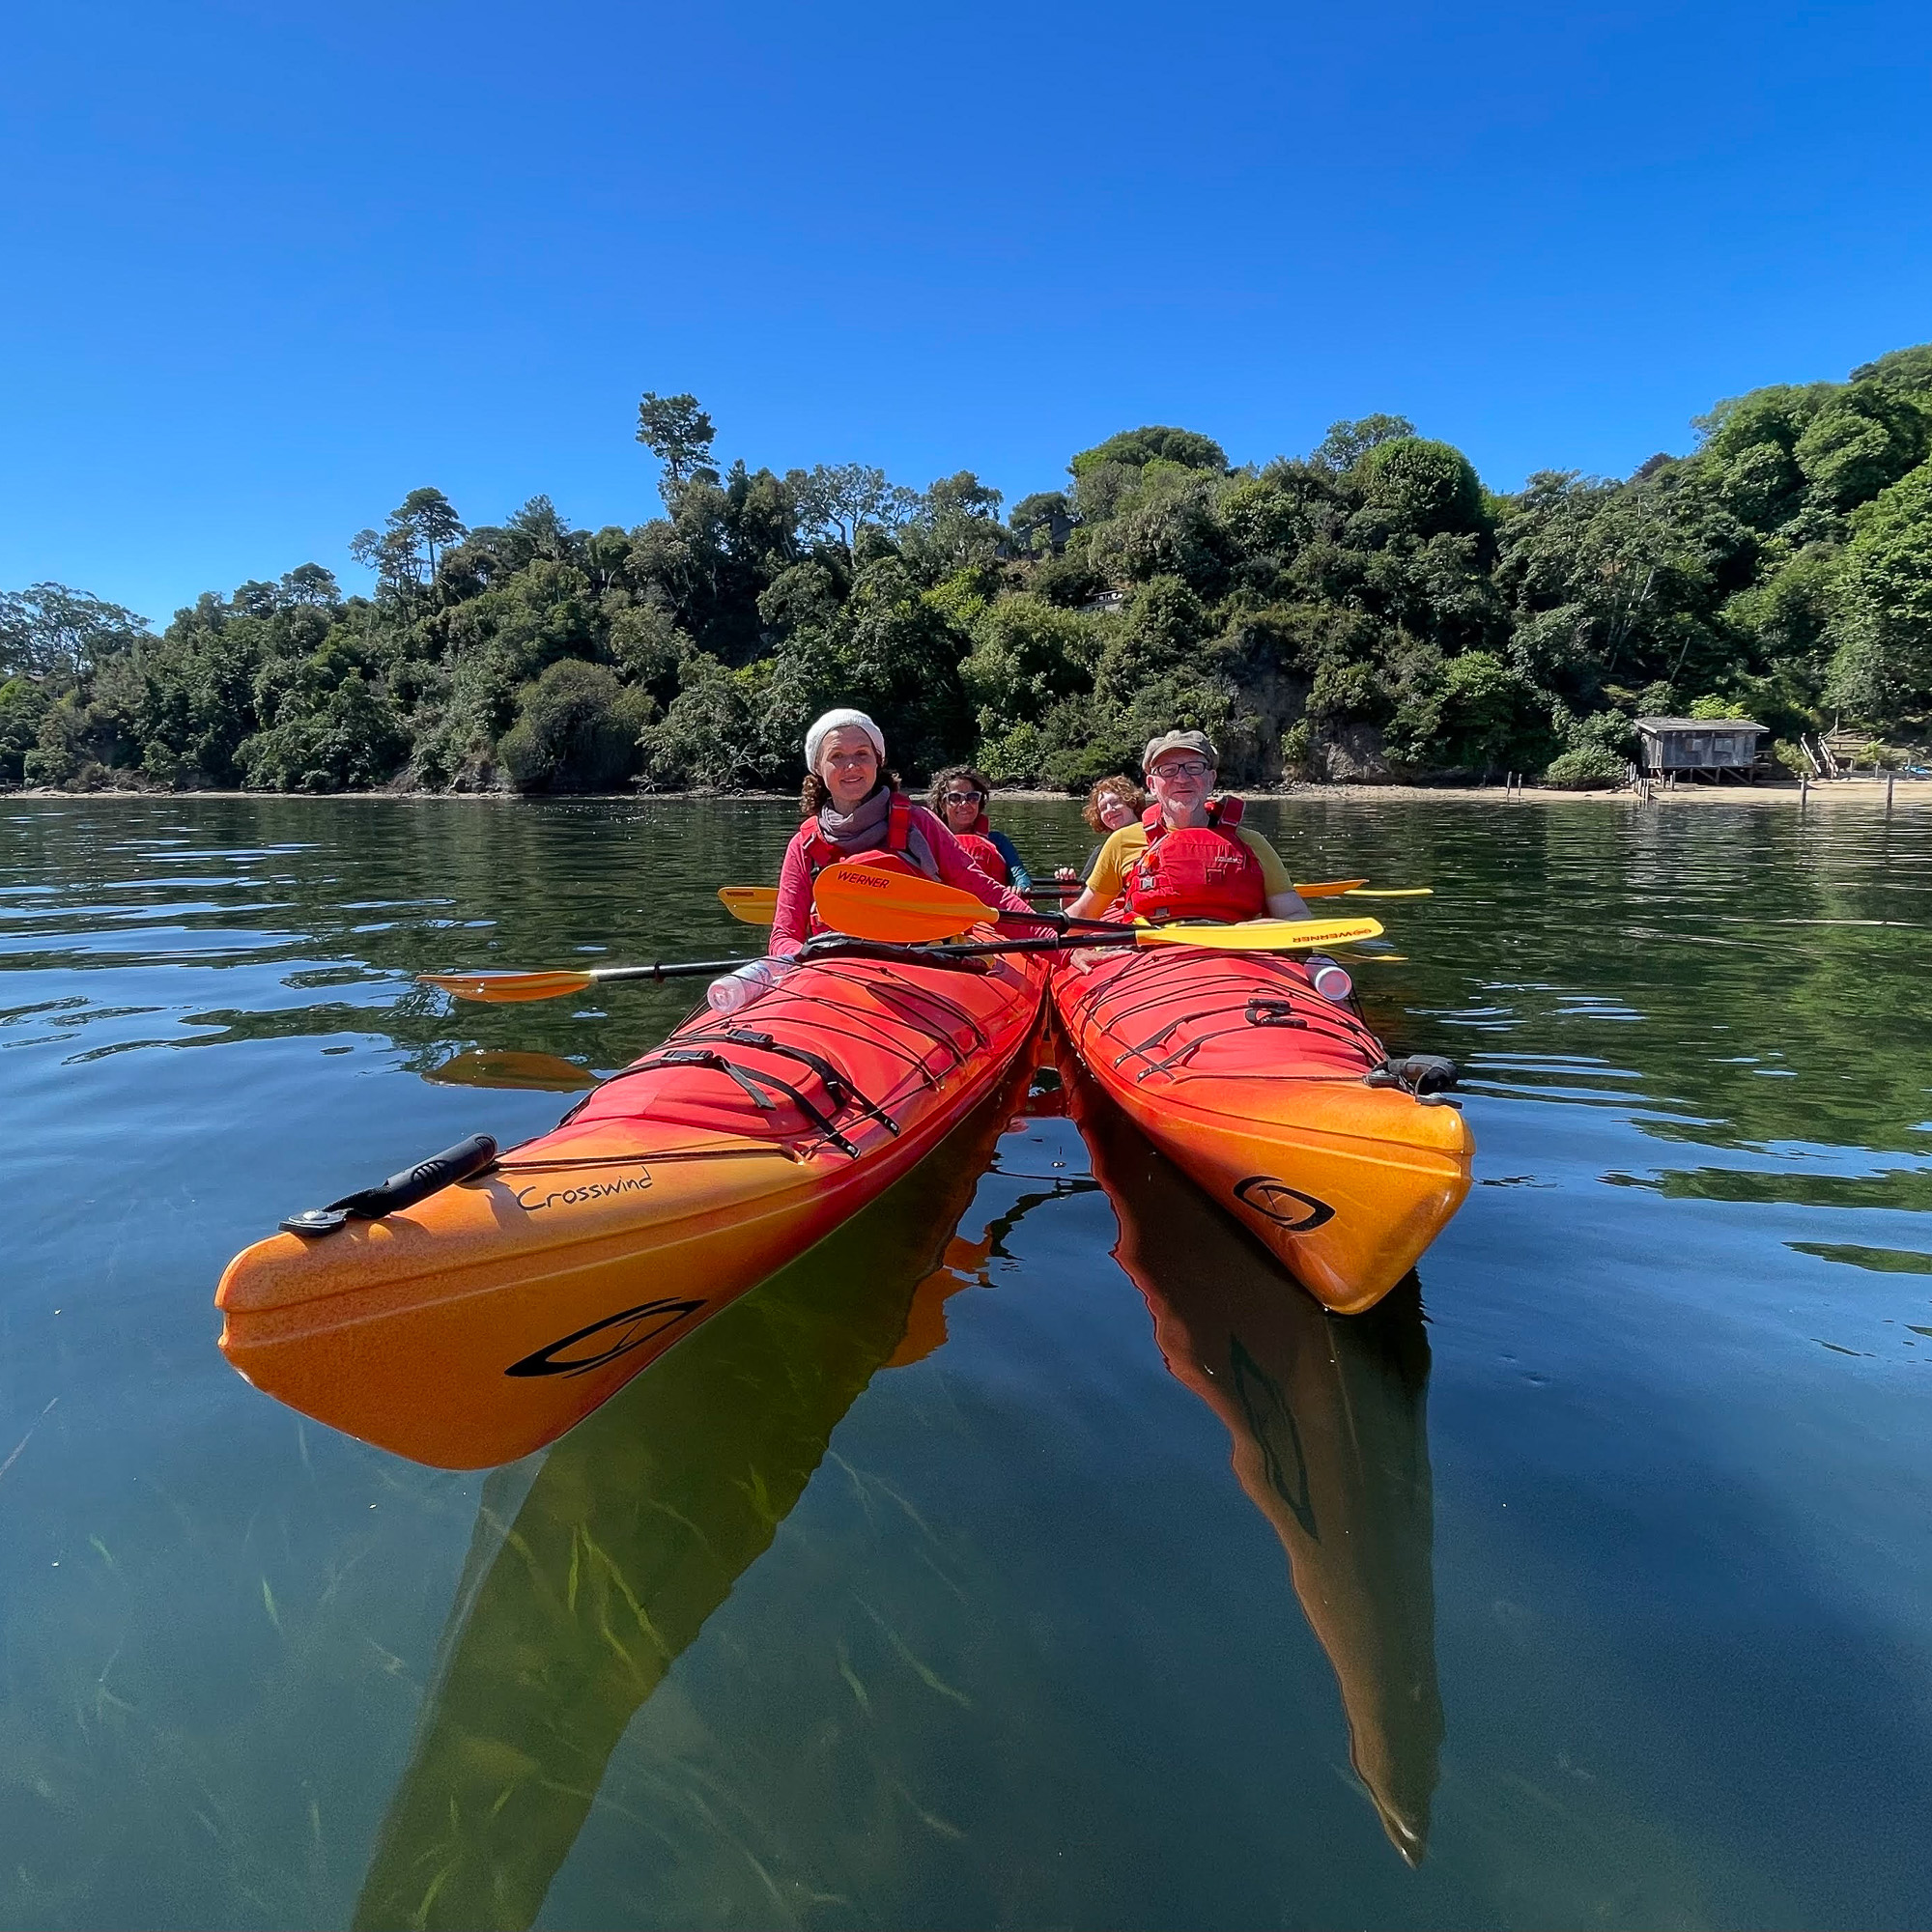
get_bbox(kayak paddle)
[810,865,1381,952]
[718,879,1082,925]
[717,886,777,923]
[417,931,1014,1007]
[420,956,761,1004]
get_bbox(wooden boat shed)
[1633,716,1768,781]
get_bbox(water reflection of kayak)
[353,1065,1035,1932]
[1065,1060,1443,1864]
[217,948,1047,1468]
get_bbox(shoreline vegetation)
[6,348,1931,802]
[11,776,1921,809]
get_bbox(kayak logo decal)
[513,1167,652,1211]
[1233,1176,1335,1233]
[505,1297,704,1378]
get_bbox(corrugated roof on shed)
[1634,716,1766,733]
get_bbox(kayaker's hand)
[1055,867,1080,885]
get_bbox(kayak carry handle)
[280,1133,499,1236]
[1365,1053,1461,1098]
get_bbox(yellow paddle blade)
[1293,877,1370,897]
[1346,887,1433,898]
[718,885,777,924]
[418,970,597,1005]
[812,864,989,942]
[1134,917,1383,952]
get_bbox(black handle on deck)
[281,1133,499,1236]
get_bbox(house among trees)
[1633,717,1768,781]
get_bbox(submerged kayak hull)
[1050,946,1472,1312]
[217,946,1047,1467]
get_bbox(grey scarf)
[817,787,937,876]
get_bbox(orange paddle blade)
[1293,877,1370,897]
[418,970,597,1004]
[718,886,777,924]
[812,864,990,942]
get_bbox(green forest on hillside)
[5,344,1931,796]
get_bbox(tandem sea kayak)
[1051,943,1473,1312]
[216,942,1048,1468]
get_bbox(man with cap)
[1065,730,1313,925]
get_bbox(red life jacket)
[1120,797,1267,923]
[953,831,1009,882]
[799,793,930,935]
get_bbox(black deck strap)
[1238,992,1386,1060]
[683,1028,900,1136]
[783,965,968,1075]
[613,1046,864,1157]
[1244,997,1310,1029]
[1137,1036,1207,1078]
[872,966,992,1052]
[281,1133,498,1236]
[654,1047,779,1110]
[1118,1000,1275,1063]
[800,936,992,975]
[840,969,987,1065]
[769,996,942,1091]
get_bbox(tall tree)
[349,488,467,597]
[790,463,919,558]
[1315,414,1418,472]
[635,392,719,500]
[0,582,152,678]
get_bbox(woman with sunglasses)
[927,766,1034,892]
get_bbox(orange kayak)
[216,942,1048,1468]
[353,1065,1034,1931]
[1050,944,1472,1312]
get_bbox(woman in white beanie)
[709,709,1040,1012]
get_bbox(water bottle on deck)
[1310,958,1353,1004]
[706,957,790,1013]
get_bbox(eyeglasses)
[1150,758,1213,780]
[942,790,983,805]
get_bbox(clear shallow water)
[3,793,1931,1930]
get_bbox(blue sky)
[3,0,1927,625]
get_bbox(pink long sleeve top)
[769,800,1040,955]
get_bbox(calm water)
[3,793,1930,1931]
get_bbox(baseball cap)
[1142,729,1217,772]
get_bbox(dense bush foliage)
[8,349,1931,795]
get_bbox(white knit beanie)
[804,707,887,773]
